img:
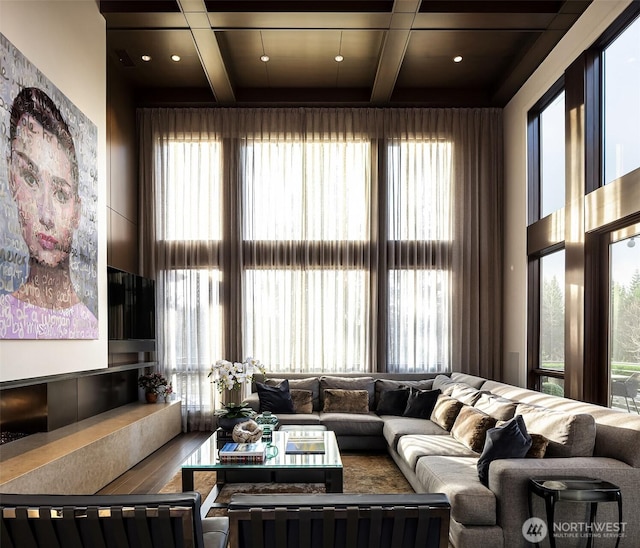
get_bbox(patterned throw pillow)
[322,389,370,414]
[290,389,313,414]
[430,395,465,431]
[527,433,550,458]
[450,406,497,452]
[320,376,376,411]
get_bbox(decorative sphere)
[232,419,263,443]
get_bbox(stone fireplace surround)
[0,400,181,494]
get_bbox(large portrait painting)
[0,33,98,339]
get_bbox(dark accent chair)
[611,372,640,413]
[227,493,451,548]
[0,491,228,548]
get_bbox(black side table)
[528,477,622,548]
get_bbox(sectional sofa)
[242,371,640,548]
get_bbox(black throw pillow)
[402,388,441,419]
[256,379,295,413]
[477,414,532,487]
[376,388,410,416]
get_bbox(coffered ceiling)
[101,0,592,107]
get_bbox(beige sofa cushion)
[396,434,477,469]
[415,455,496,526]
[451,406,497,453]
[449,372,488,389]
[320,411,384,436]
[516,403,596,457]
[432,374,454,392]
[474,393,517,421]
[450,384,488,406]
[382,416,450,449]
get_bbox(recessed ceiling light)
[453,55,463,63]
[335,55,344,63]
[141,55,152,62]
[260,55,270,62]
[171,54,181,62]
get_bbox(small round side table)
[528,476,622,548]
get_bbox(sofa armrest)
[488,457,638,548]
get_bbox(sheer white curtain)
[139,111,225,430]
[139,108,503,430]
[239,110,374,372]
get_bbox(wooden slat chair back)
[227,493,451,548]
[0,492,211,548]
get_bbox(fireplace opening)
[0,432,30,445]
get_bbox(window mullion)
[374,138,387,373]
[222,137,243,360]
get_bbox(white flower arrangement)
[208,357,265,393]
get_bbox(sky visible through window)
[540,91,565,218]
[604,15,640,184]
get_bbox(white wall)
[502,0,633,387]
[0,0,107,381]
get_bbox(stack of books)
[219,442,267,464]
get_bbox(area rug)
[160,453,414,513]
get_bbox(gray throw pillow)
[477,415,532,487]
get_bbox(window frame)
[527,77,565,225]
[527,4,640,401]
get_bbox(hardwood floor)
[96,431,211,495]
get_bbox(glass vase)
[255,411,279,442]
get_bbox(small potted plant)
[215,402,255,431]
[138,372,169,403]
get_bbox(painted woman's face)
[9,114,80,268]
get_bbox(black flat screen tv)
[107,267,156,353]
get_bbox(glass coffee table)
[181,430,343,518]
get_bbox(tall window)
[527,84,566,394]
[603,15,640,185]
[157,140,224,414]
[386,140,452,371]
[540,92,565,218]
[242,139,371,371]
[609,233,640,412]
[539,250,565,396]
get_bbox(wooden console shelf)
[0,400,181,495]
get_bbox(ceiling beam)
[177,0,235,103]
[370,0,420,104]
